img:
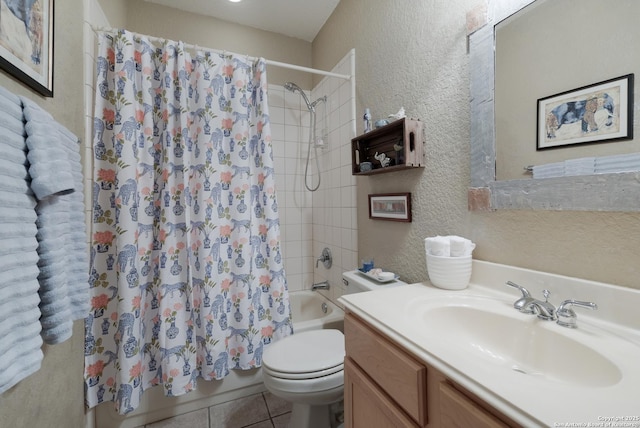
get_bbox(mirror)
[469,0,640,211]
[495,0,640,181]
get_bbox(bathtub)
[95,290,344,428]
[289,290,345,333]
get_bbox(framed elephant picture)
[537,74,634,150]
[0,0,54,97]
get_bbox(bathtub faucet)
[311,281,330,291]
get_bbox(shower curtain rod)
[91,26,352,81]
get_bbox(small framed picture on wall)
[368,193,412,222]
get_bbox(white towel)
[0,86,43,394]
[532,162,564,179]
[20,97,89,344]
[424,236,450,256]
[21,97,75,199]
[449,236,468,257]
[425,235,475,257]
[564,157,595,177]
[56,122,90,322]
[594,152,640,174]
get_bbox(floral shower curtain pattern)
[85,30,292,414]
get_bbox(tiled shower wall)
[309,54,358,305]
[267,85,315,293]
[268,52,357,303]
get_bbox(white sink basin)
[340,261,640,426]
[412,298,622,387]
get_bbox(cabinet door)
[344,313,427,425]
[344,357,419,428]
[439,382,511,428]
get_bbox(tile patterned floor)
[143,392,292,428]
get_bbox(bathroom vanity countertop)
[339,260,640,427]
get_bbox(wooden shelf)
[351,118,424,176]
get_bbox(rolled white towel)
[448,235,476,257]
[425,236,450,256]
[425,235,475,257]
[449,236,468,257]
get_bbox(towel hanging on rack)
[0,87,43,395]
[21,97,90,345]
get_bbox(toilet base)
[289,402,332,428]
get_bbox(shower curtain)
[84,30,292,415]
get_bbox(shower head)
[284,81,313,111]
[284,81,301,93]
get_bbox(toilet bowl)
[263,329,345,428]
[262,270,407,428]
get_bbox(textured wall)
[314,0,640,289]
[0,0,86,427]
[314,0,475,284]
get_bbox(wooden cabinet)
[439,382,510,428]
[344,312,427,426]
[344,357,419,428]
[351,118,424,175]
[344,312,518,428]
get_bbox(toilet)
[262,270,406,428]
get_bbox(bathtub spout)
[311,281,330,291]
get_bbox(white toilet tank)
[341,270,406,294]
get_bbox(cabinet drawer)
[344,313,427,426]
[439,382,510,428]
[345,357,418,428]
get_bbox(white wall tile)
[270,105,285,125]
[266,51,355,302]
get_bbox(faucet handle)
[316,247,332,269]
[556,299,598,329]
[542,289,551,301]
[505,281,534,314]
[506,281,531,297]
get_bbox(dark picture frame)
[537,74,633,150]
[0,0,54,97]
[368,193,412,222]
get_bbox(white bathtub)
[289,290,345,333]
[95,290,344,428]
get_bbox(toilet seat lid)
[263,329,345,374]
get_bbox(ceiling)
[143,0,341,42]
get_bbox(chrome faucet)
[505,281,597,327]
[522,289,556,321]
[507,281,556,320]
[311,281,330,291]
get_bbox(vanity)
[339,261,640,427]
[343,312,515,427]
